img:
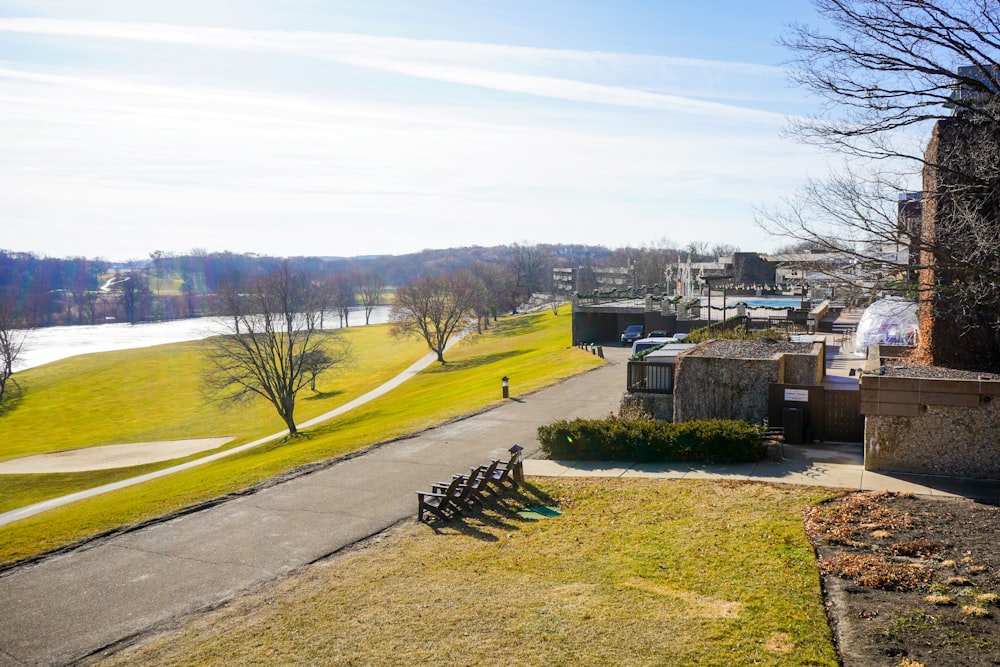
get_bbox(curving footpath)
[1,346,998,666]
[0,337,460,529]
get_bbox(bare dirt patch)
[806,490,1000,666]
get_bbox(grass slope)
[100,479,840,666]
[0,309,603,565]
[0,323,428,513]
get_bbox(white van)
[631,336,674,355]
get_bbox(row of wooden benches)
[416,446,524,522]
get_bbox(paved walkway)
[526,447,1000,502]
[1,342,998,666]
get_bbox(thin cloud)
[0,17,790,123]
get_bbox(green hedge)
[537,417,763,463]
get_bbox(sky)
[1,1,844,261]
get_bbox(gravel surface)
[689,339,815,358]
[879,365,1000,380]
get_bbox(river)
[15,306,392,371]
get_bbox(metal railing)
[626,360,675,394]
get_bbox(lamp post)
[701,275,733,330]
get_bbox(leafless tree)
[759,0,1000,368]
[390,273,473,363]
[781,0,1000,154]
[205,262,351,436]
[610,240,681,292]
[357,270,385,325]
[508,243,550,309]
[329,272,357,328]
[113,268,152,324]
[0,291,28,410]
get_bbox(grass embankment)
[100,479,840,667]
[0,309,603,565]
[0,324,429,511]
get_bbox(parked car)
[620,324,644,346]
[631,336,674,355]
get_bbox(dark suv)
[620,324,644,346]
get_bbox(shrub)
[537,417,763,463]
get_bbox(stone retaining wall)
[860,374,1000,478]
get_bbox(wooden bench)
[416,475,465,522]
[761,426,785,459]
[471,446,524,494]
[416,446,525,522]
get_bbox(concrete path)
[526,447,1000,503]
[0,346,625,667]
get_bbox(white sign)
[784,389,810,403]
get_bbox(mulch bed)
[806,491,1000,666]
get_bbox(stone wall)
[673,355,782,423]
[783,342,825,386]
[860,372,1000,478]
[619,393,674,421]
[865,404,1000,479]
[672,339,821,424]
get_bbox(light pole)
[701,275,733,329]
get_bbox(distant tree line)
[1,240,743,330]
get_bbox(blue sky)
[1,1,844,260]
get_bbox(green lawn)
[0,308,603,565]
[98,479,840,667]
[0,323,429,458]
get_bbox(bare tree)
[781,0,1000,154]
[0,291,28,410]
[205,262,351,435]
[357,270,385,325]
[390,273,473,363]
[113,268,152,324]
[329,272,357,328]
[760,0,1000,368]
[508,243,550,310]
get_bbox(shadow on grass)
[0,383,24,416]
[302,389,345,402]
[426,349,531,374]
[490,312,547,338]
[422,482,560,541]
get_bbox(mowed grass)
[99,479,840,667]
[0,309,603,564]
[0,323,429,458]
[0,323,429,513]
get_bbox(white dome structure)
[854,297,919,357]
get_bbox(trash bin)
[783,407,807,445]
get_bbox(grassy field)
[0,323,430,513]
[99,478,840,667]
[0,308,603,565]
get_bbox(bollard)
[502,375,509,399]
[597,345,604,359]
